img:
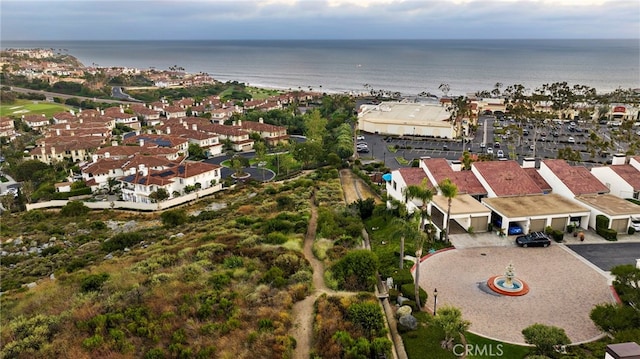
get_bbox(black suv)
[515,232,551,248]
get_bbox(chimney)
[232,121,236,127]
[612,154,626,166]
[450,160,462,172]
[259,117,264,124]
[183,122,188,129]
[138,164,148,176]
[192,124,197,131]
[79,118,83,124]
[105,152,110,158]
[111,140,118,147]
[167,127,171,134]
[92,154,98,162]
[522,157,536,169]
[237,120,242,126]
[100,109,105,116]
[66,124,70,130]
[139,138,144,147]
[51,146,56,156]
[56,129,60,136]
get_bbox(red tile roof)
[473,160,543,196]
[397,167,433,187]
[522,168,552,192]
[422,158,486,196]
[610,164,640,191]
[543,159,609,195]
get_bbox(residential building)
[119,161,222,203]
[591,154,640,200]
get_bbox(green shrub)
[82,334,104,351]
[264,231,288,244]
[144,348,166,359]
[628,227,636,235]
[102,232,144,252]
[160,209,188,227]
[597,227,618,241]
[90,221,107,230]
[400,283,428,304]
[391,269,414,288]
[80,273,109,292]
[60,201,90,217]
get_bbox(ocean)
[2,39,639,97]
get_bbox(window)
[392,181,397,190]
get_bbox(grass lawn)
[465,331,531,358]
[402,312,458,359]
[0,99,72,118]
[396,157,409,165]
[247,86,281,100]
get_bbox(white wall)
[538,162,575,198]
[591,166,635,199]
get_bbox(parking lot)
[358,115,628,170]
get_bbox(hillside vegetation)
[0,171,343,359]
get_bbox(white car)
[357,135,365,140]
[486,147,493,155]
[496,149,504,158]
[567,137,575,144]
[631,217,640,231]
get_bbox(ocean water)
[2,39,639,97]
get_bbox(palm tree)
[393,217,419,270]
[402,179,434,311]
[402,178,434,232]
[438,178,458,243]
[433,306,471,349]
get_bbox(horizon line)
[2,37,639,42]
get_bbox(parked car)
[508,223,524,235]
[567,137,575,144]
[494,142,500,148]
[486,147,494,155]
[515,232,551,247]
[631,217,640,231]
[496,149,504,158]
[357,135,365,140]
[480,142,486,148]
[494,219,523,235]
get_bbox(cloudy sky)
[1,0,638,41]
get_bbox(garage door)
[550,217,567,232]
[470,216,489,232]
[530,219,546,232]
[431,207,444,229]
[611,218,628,234]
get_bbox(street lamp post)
[433,288,438,316]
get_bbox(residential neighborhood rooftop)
[575,194,640,216]
[542,159,610,195]
[397,167,434,187]
[431,194,491,215]
[482,193,590,218]
[472,160,543,196]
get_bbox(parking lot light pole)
[433,288,438,316]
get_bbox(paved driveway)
[566,243,640,271]
[418,245,615,344]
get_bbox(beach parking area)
[418,245,615,344]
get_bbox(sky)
[1,0,639,41]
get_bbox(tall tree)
[303,109,327,144]
[438,178,458,243]
[402,179,434,311]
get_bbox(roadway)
[8,86,139,105]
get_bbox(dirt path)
[291,171,399,359]
[291,190,327,359]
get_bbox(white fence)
[26,184,224,212]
